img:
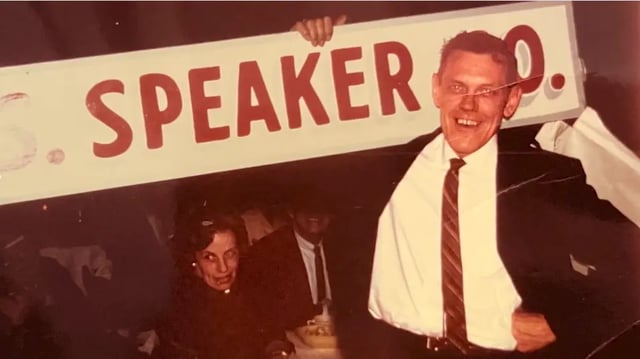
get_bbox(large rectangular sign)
[0,2,584,205]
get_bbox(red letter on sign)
[374,41,421,115]
[281,53,329,129]
[189,66,230,143]
[237,61,282,137]
[140,74,182,149]
[331,47,369,121]
[503,25,545,94]
[86,79,132,158]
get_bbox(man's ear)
[432,73,442,109]
[503,85,523,119]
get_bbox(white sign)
[0,2,583,205]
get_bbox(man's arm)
[517,152,640,355]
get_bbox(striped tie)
[441,158,468,354]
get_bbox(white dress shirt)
[294,231,332,304]
[368,134,522,350]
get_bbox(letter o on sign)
[504,25,545,94]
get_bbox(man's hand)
[512,309,557,352]
[291,15,348,47]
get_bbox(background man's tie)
[441,158,469,353]
[314,244,326,304]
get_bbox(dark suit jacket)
[331,128,640,359]
[244,225,347,334]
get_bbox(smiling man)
[432,38,521,158]
[367,30,640,359]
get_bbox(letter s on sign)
[86,80,133,158]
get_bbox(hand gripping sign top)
[0,2,584,205]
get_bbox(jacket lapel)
[283,228,314,309]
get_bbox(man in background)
[245,184,337,334]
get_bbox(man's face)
[291,207,331,245]
[432,50,522,157]
[194,229,239,292]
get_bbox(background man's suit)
[245,225,353,335]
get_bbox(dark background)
[0,2,638,353]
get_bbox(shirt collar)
[294,229,321,251]
[422,133,497,171]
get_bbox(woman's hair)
[172,206,248,272]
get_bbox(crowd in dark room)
[0,2,638,358]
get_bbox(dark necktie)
[441,158,469,353]
[314,244,326,304]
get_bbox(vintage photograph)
[0,2,638,358]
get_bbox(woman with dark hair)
[154,211,293,359]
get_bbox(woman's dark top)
[155,272,286,359]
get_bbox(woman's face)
[194,229,239,291]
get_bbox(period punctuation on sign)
[550,73,566,90]
[47,148,66,164]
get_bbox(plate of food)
[294,303,338,349]
[294,322,337,349]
